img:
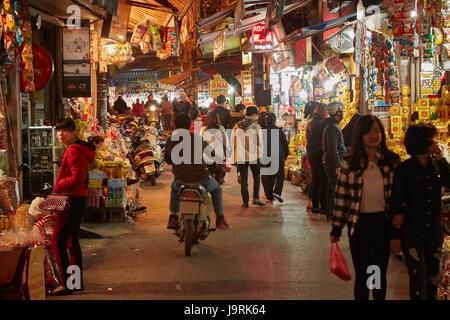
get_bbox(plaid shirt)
[331,152,398,237]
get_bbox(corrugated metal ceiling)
[128,0,190,29]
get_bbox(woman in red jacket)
[48,118,95,296]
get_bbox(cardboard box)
[0,245,46,300]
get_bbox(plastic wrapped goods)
[0,177,20,213]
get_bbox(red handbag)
[43,193,72,213]
[329,242,352,281]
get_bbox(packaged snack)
[435,28,444,44]
[403,23,414,35]
[150,25,162,50]
[140,31,151,54]
[130,22,146,47]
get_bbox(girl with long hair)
[330,115,400,300]
[200,112,230,184]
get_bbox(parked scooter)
[128,125,164,186]
[174,183,216,256]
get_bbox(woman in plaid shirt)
[330,115,400,300]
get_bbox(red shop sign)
[252,24,273,46]
[19,43,54,92]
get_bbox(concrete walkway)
[49,166,410,300]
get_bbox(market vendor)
[113,96,129,115]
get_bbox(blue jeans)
[170,177,224,216]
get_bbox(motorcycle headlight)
[150,106,156,111]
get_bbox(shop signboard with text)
[241,70,253,106]
[210,74,228,99]
[252,24,274,53]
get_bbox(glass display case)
[22,126,64,201]
[21,93,64,201]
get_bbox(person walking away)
[200,112,230,184]
[389,123,450,300]
[164,113,230,229]
[330,115,400,300]
[261,113,289,203]
[161,95,173,131]
[48,118,95,296]
[132,99,145,117]
[211,95,231,129]
[322,101,347,218]
[342,113,363,151]
[228,104,246,130]
[113,96,128,115]
[231,106,265,207]
[306,103,329,215]
[304,101,323,212]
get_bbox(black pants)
[403,236,442,300]
[349,212,390,300]
[237,163,261,204]
[324,165,338,214]
[310,161,327,211]
[52,196,87,287]
[261,161,285,200]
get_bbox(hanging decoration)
[129,19,177,60]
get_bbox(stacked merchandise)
[0,181,59,295]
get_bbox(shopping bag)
[329,242,351,281]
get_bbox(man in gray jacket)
[322,101,347,217]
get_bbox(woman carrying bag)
[329,115,400,300]
[47,118,95,296]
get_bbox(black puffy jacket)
[321,117,347,169]
[306,116,325,165]
[388,156,450,247]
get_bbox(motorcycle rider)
[165,113,230,230]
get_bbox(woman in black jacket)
[389,123,450,300]
[305,103,328,214]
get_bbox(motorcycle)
[128,126,165,186]
[146,103,160,129]
[174,182,215,256]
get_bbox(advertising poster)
[210,74,228,99]
[241,70,253,106]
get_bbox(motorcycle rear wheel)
[184,219,193,256]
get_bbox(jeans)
[324,165,338,214]
[261,161,285,200]
[51,196,87,287]
[310,161,327,210]
[403,238,442,300]
[237,163,261,204]
[170,177,224,216]
[348,212,390,300]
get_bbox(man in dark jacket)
[261,113,289,202]
[211,95,231,129]
[322,101,347,216]
[164,113,230,230]
[113,96,128,115]
[173,92,191,117]
[306,103,329,214]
